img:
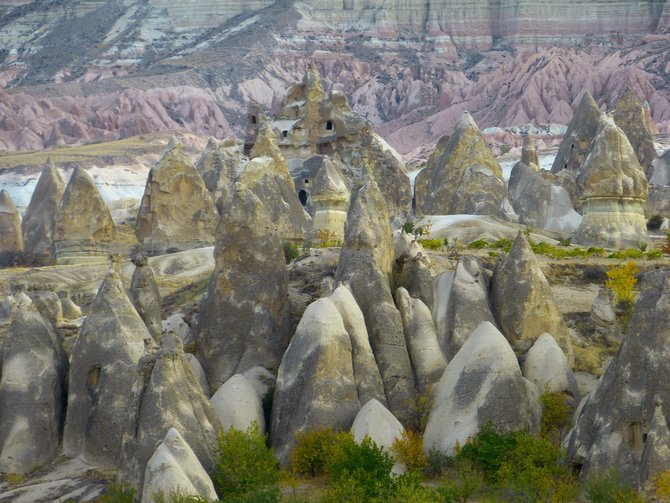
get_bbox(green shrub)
[608,249,644,260]
[436,460,484,503]
[648,214,664,230]
[391,430,427,473]
[97,483,136,503]
[384,471,437,503]
[491,239,513,252]
[283,241,300,263]
[290,427,350,477]
[455,423,517,481]
[585,467,645,503]
[402,221,415,235]
[328,435,396,499]
[154,491,210,503]
[418,238,443,250]
[468,239,489,249]
[540,391,571,438]
[211,423,280,503]
[647,249,663,260]
[425,447,453,479]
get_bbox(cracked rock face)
[0,190,23,266]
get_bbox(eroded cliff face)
[0,0,669,155]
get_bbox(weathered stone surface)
[443,256,495,361]
[573,114,649,249]
[508,161,581,235]
[415,112,503,215]
[394,233,434,311]
[450,163,508,215]
[310,159,350,242]
[121,334,220,495]
[335,181,416,426]
[141,428,218,503]
[184,353,210,396]
[196,137,240,202]
[271,297,360,465]
[329,284,387,407]
[424,321,542,455]
[639,399,670,490]
[195,183,290,390]
[58,290,82,320]
[0,307,67,474]
[551,92,602,174]
[523,333,578,399]
[130,253,162,341]
[136,142,218,254]
[395,287,446,391]
[29,290,63,329]
[590,286,623,346]
[63,261,151,464]
[566,270,670,486]
[649,150,670,187]
[210,374,265,434]
[491,232,573,363]
[21,159,65,266]
[521,134,540,172]
[0,190,23,267]
[432,271,454,354]
[645,183,670,219]
[53,166,115,264]
[612,89,657,174]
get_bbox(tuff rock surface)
[0,190,23,266]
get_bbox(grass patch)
[418,238,443,250]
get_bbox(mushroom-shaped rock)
[53,166,115,264]
[0,190,23,266]
[490,232,573,363]
[551,92,602,174]
[424,322,542,455]
[335,181,416,426]
[21,159,65,265]
[415,112,503,215]
[508,162,581,234]
[63,261,151,464]
[566,270,670,485]
[271,298,360,465]
[573,114,649,249]
[195,183,290,390]
[0,307,67,474]
[395,287,446,392]
[329,284,386,407]
[612,89,657,174]
[443,256,495,360]
[130,253,162,341]
[310,159,350,242]
[523,333,578,400]
[135,142,217,254]
[196,138,240,201]
[237,155,311,241]
[120,334,220,495]
[210,374,265,434]
[521,135,540,172]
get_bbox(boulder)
[21,159,65,265]
[566,270,670,486]
[334,181,416,426]
[141,428,218,503]
[424,321,542,455]
[0,190,23,266]
[130,253,162,341]
[395,287,446,392]
[210,374,265,434]
[443,256,496,360]
[63,260,152,464]
[195,183,290,390]
[523,333,579,400]
[612,89,657,175]
[53,166,115,264]
[120,333,220,495]
[415,111,503,215]
[271,298,360,465]
[0,307,67,474]
[573,114,649,249]
[490,232,573,363]
[551,92,602,174]
[508,162,581,235]
[329,284,386,407]
[135,142,218,254]
[196,137,240,202]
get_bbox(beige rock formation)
[551,92,602,174]
[196,137,240,202]
[21,159,65,265]
[0,190,23,266]
[573,114,649,249]
[310,158,350,242]
[521,134,540,172]
[136,142,218,254]
[130,253,162,341]
[210,374,265,434]
[612,89,657,174]
[53,166,115,264]
[415,111,505,215]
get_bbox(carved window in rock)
[326,121,333,131]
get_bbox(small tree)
[605,261,639,331]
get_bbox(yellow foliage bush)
[391,430,427,473]
[606,261,638,304]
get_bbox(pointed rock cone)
[0,190,23,266]
[551,91,602,174]
[521,134,540,172]
[130,252,162,340]
[21,159,64,265]
[490,231,573,363]
[612,88,657,174]
[640,398,670,489]
[210,374,265,434]
[53,166,115,264]
[415,111,503,215]
[63,261,152,464]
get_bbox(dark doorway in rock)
[299,190,308,206]
[326,121,333,131]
